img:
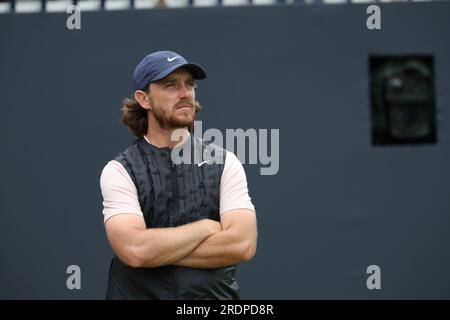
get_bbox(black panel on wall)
[370,55,437,145]
[0,2,449,299]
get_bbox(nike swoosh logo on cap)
[167,56,180,62]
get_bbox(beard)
[151,100,195,131]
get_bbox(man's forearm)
[173,228,255,269]
[130,219,220,268]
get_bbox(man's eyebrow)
[158,78,176,84]
[160,75,195,83]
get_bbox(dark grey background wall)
[1,2,449,299]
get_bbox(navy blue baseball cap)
[133,51,207,91]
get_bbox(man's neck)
[145,127,190,148]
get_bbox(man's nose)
[178,84,193,99]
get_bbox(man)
[100,51,257,299]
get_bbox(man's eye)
[187,82,197,89]
[165,83,176,88]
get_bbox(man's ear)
[134,90,151,110]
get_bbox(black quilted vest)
[106,135,239,300]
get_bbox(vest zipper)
[169,155,178,226]
[168,153,179,299]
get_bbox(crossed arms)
[105,209,257,269]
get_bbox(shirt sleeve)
[219,151,256,215]
[100,160,143,223]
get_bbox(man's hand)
[200,218,222,235]
[173,209,257,269]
